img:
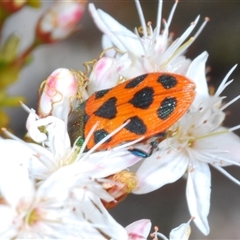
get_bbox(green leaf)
[0,34,20,63]
[0,66,20,89]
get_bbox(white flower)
[37,68,79,121]
[133,63,240,235]
[40,164,129,239]
[0,136,130,239]
[0,146,83,239]
[88,0,209,86]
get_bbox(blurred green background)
[3,0,240,238]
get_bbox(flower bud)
[88,57,122,95]
[37,68,78,120]
[35,0,86,43]
[0,1,27,14]
[126,219,151,240]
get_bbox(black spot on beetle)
[94,97,117,119]
[95,88,112,99]
[157,97,177,120]
[157,74,177,89]
[125,116,147,135]
[125,74,148,88]
[129,87,154,109]
[94,129,111,144]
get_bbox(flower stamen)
[160,37,194,70]
[20,101,40,119]
[194,129,229,142]
[75,121,100,156]
[166,0,178,30]
[135,0,147,37]
[150,226,168,240]
[229,124,240,132]
[220,95,240,111]
[215,64,237,96]
[193,17,210,40]
[154,0,163,37]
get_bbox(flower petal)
[83,149,143,179]
[79,190,128,239]
[133,149,188,194]
[187,51,209,109]
[211,127,240,165]
[0,141,34,208]
[169,219,192,240]
[126,219,151,240]
[88,3,136,51]
[89,4,138,52]
[186,160,210,235]
[0,205,16,238]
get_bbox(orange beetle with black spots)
[67,72,195,156]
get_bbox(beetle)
[67,72,195,156]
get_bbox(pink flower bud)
[37,68,78,120]
[126,219,151,240]
[35,0,86,43]
[88,56,126,95]
[0,1,27,14]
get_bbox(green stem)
[11,37,43,69]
